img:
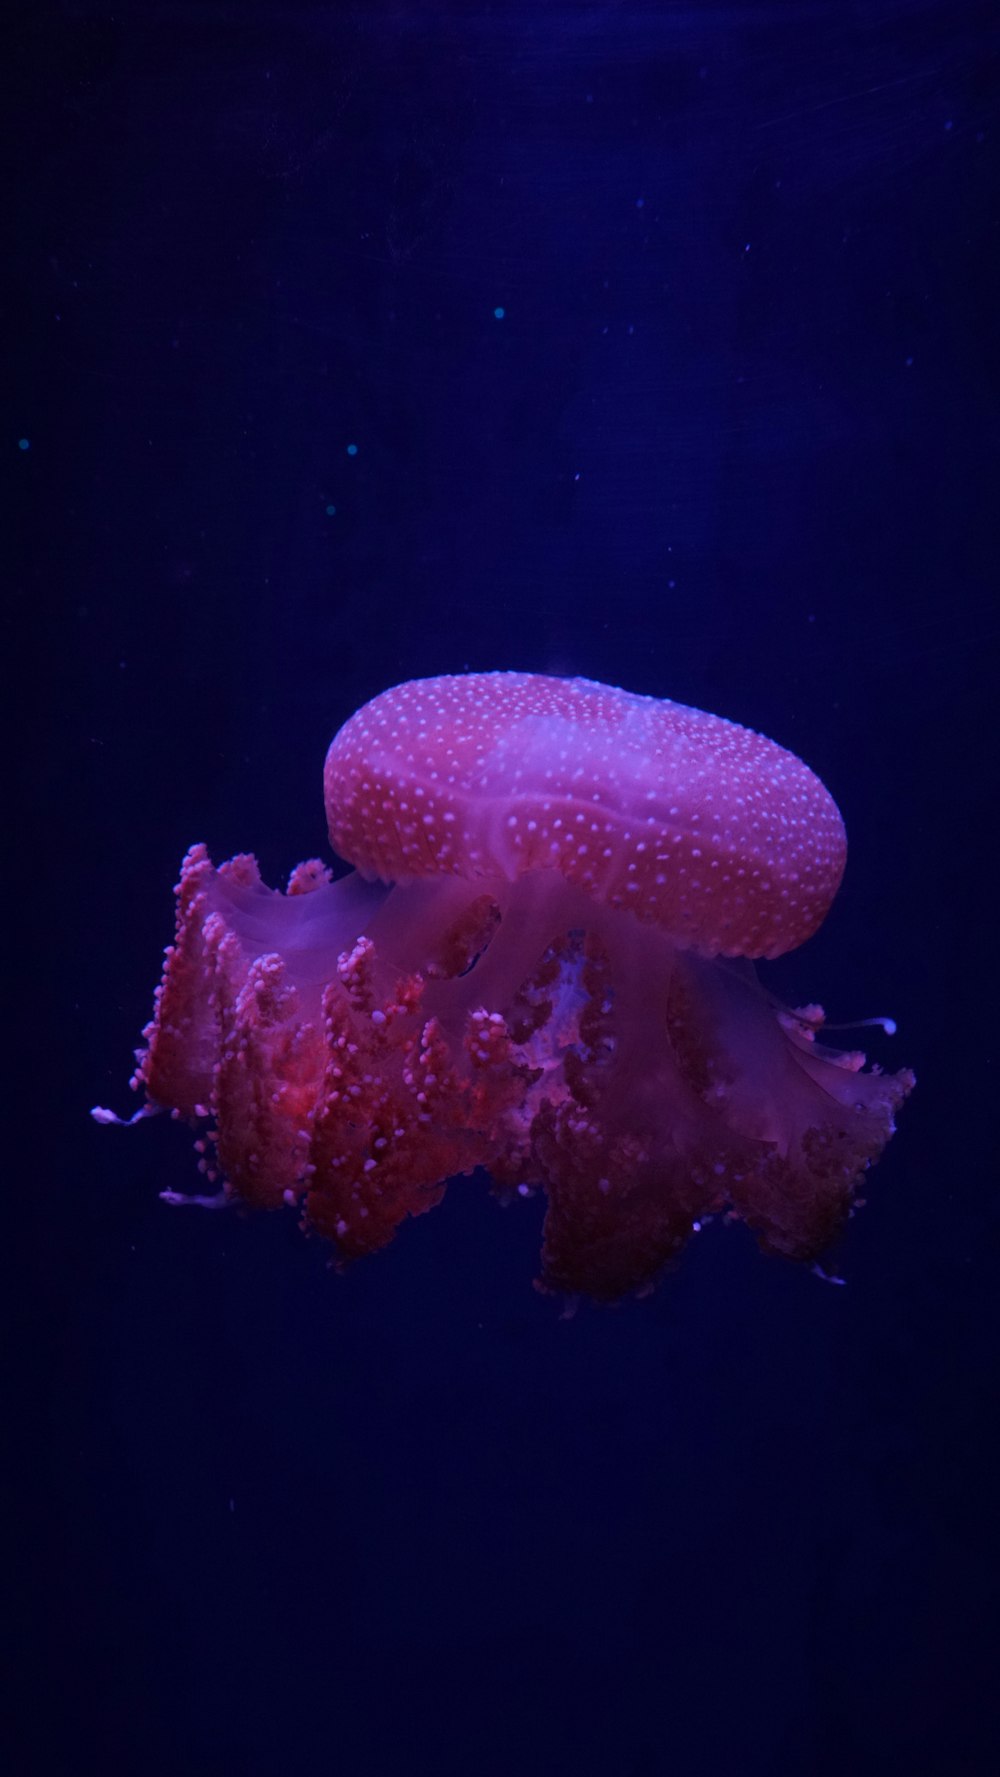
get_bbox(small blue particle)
[325,504,337,515]
[18,437,29,451]
[346,442,358,456]
[493,306,505,320]
[635,197,645,209]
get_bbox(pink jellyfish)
[96,673,913,1301]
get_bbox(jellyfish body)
[112,673,913,1300]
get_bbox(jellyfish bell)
[95,672,914,1302]
[323,673,848,957]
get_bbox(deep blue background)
[8,3,999,1774]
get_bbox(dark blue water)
[9,4,998,1774]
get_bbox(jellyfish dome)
[97,673,914,1301]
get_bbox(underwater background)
[8,3,999,1774]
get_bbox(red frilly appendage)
[123,844,914,1302]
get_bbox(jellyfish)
[95,673,914,1301]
